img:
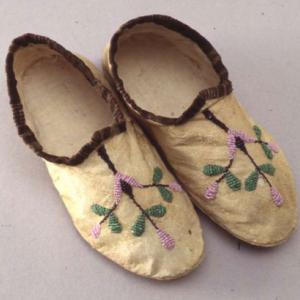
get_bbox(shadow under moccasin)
[104,15,298,247]
[6,34,204,279]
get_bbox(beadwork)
[90,146,183,250]
[202,109,282,207]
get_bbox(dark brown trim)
[6,33,126,165]
[108,14,233,125]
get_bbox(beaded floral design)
[202,109,283,207]
[90,146,183,250]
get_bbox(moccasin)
[6,33,204,279]
[104,15,297,247]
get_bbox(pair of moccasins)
[6,15,297,280]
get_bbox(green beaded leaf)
[261,143,273,160]
[253,125,262,139]
[225,172,242,191]
[203,164,225,176]
[108,213,122,233]
[245,171,259,191]
[158,186,173,202]
[259,163,275,175]
[131,214,145,236]
[91,204,109,216]
[253,125,273,159]
[146,204,166,218]
[153,167,163,183]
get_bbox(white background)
[0,1,299,299]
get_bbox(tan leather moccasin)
[104,15,297,247]
[6,33,204,279]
